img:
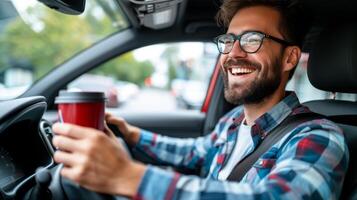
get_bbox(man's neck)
[243,89,286,126]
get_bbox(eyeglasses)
[213,31,293,54]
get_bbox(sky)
[133,43,205,62]
[12,0,36,12]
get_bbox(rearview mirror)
[127,0,183,29]
[38,0,86,15]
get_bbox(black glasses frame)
[213,31,293,54]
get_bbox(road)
[116,88,178,112]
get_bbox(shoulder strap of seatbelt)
[227,112,323,182]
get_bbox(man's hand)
[52,123,147,197]
[105,113,141,145]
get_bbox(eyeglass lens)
[217,32,264,54]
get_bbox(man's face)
[220,6,286,105]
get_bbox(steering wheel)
[49,164,121,200]
[0,96,130,200]
[48,125,132,200]
[107,124,134,157]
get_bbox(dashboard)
[0,97,54,199]
[0,146,24,192]
[0,96,118,200]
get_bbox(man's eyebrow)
[226,29,264,35]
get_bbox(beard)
[222,57,282,105]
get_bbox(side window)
[0,0,128,101]
[287,53,357,102]
[67,42,218,112]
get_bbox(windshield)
[0,0,128,100]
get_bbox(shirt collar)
[233,91,304,139]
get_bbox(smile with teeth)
[229,67,256,76]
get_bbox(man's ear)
[282,46,301,72]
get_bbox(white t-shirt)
[218,123,254,180]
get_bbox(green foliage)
[91,52,154,85]
[0,7,92,79]
[0,1,124,81]
[0,1,152,86]
[168,64,177,86]
[161,45,179,88]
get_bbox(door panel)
[112,111,205,138]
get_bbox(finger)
[61,164,94,187]
[105,112,113,120]
[103,121,116,139]
[106,115,125,126]
[105,113,118,123]
[53,150,79,166]
[52,123,97,139]
[52,135,84,152]
[60,165,81,184]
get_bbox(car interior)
[0,0,356,199]
[304,22,357,200]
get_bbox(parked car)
[68,74,119,107]
[0,0,356,199]
[172,79,208,110]
[115,80,139,104]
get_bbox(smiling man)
[52,0,348,199]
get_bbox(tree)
[0,1,151,87]
[0,7,92,79]
[0,1,126,81]
[91,52,154,86]
[161,45,179,88]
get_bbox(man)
[52,0,349,199]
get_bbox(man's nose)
[228,40,247,58]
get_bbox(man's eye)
[220,39,232,45]
[248,39,260,43]
[225,40,234,44]
[245,36,260,44]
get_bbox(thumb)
[105,113,126,127]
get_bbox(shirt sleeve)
[132,128,219,170]
[134,121,349,200]
[132,106,239,170]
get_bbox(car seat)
[304,22,357,200]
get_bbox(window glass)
[67,42,218,112]
[287,53,357,102]
[0,0,128,100]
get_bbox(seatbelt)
[227,112,323,182]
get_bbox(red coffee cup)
[55,91,107,131]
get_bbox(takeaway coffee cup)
[55,91,106,131]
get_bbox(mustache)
[223,58,261,70]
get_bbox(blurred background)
[1,0,356,113]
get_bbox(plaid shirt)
[132,92,349,200]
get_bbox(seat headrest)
[307,23,357,93]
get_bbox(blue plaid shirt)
[132,92,349,200]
